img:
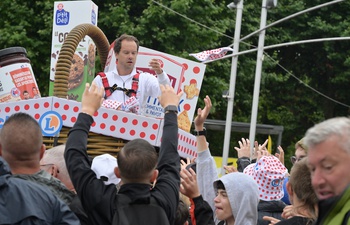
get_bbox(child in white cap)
[91,154,121,186]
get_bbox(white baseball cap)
[91,154,121,185]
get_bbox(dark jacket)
[236,157,251,172]
[190,195,215,225]
[275,216,313,225]
[64,112,180,225]
[13,161,89,224]
[315,185,350,225]
[258,200,286,225]
[0,157,79,224]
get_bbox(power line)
[152,0,349,108]
[264,53,350,108]
[151,0,234,40]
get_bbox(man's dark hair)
[0,112,42,160]
[113,34,139,54]
[117,138,157,181]
[174,199,189,225]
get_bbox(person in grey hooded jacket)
[193,95,260,225]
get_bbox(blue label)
[271,179,281,187]
[91,9,96,25]
[39,111,63,136]
[55,3,70,26]
[0,116,9,129]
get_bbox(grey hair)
[41,145,71,181]
[304,117,350,154]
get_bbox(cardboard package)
[49,1,98,101]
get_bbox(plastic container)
[0,47,30,67]
[0,47,41,102]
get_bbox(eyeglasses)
[290,155,306,164]
[40,163,54,168]
[40,163,60,173]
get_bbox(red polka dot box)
[0,97,198,159]
[0,24,203,159]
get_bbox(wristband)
[192,127,207,136]
[164,105,178,114]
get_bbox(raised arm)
[64,83,117,223]
[194,96,217,212]
[149,58,170,85]
[180,164,215,225]
[152,84,183,222]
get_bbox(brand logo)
[39,111,63,136]
[271,178,281,187]
[11,88,20,97]
[0,116,9,129]
[55,3,70,25]
[91,7,97,25]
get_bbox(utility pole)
[220,0,244,176]
[248,0,270,158]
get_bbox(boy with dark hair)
[175,199,190,225]
[116,138,158,182]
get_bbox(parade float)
[0,1,206,160]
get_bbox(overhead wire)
[264,54,350,108]
[151,0,350,108]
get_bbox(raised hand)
[194,95,212,130]
[180,157,192,170]
[158,84,183,108]
[256,139,270,161]
[234,138,251,158]
[275,145,285,165]
[149,58,163,75]
[81,82,104,116]
[180,166,200,199]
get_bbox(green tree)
[0,1,54,94]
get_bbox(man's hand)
[149,58,163,75]
[81,82,104,116]
[158,84,182,108]
[194,95,212,130]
